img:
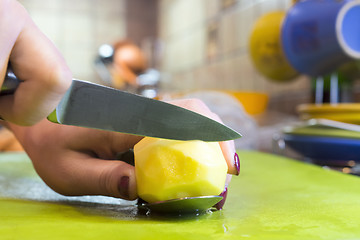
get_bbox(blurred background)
[18,0,309,114]
[4,0,360,175]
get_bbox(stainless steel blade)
[50,80,241,141]
[138,196,223,214]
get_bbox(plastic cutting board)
[1,151,360,240]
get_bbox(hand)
[7,98,238,202]
[8,119,142,200]
[169,99,239,210]
[0,0,71,126]
[169,99,239,176]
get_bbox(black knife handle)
[1,66,21,96]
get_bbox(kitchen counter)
[1,151,360,239]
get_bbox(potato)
[134,137,228,203]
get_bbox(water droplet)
[222,224,228,233]
[205,209,213,215]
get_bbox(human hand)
[169,99,240,210]
[7,98,238,203]
[169,98,240,176]
[8,119,142,200]
[0,0,71,126]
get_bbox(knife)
[1,67,241,141]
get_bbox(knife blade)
[2,67,241,141]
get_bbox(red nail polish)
[234,153,240,175]
[214,187,228,210]
[118,176,129,199]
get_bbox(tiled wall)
[18,0,126,83]
[17,0,312,114]
[158,0,312,114]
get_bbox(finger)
[0,0,22,75]
[0,0,72,125]
[62,127,143,160]
[9,119,141,200]
[40,127,141,199]
[214,174,232,210]
[32,150,138,200]
[168,98,239,175]
[219,140,240,175]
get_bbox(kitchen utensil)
[283,133,360,161]
[1,67,241,141]
[281,0,360,77]
[249,11,298,82]
[282,118,360,160]
[285,118,360,134]
[137,196,223,214]
[297,103,360,124]
[224,90,269,115]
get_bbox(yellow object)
[134,137,228,203]
[297,103,360,124]
[249,11,298,82]
[225,91,269,115]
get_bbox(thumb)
[95,160,138,200]
[32,152,138,200]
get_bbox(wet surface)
[2,151,360,240]
[0,153,134,205]
[0,152,214,221]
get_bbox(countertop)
[1,151,360,240]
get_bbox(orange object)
[0,128,23,152]
[111,40,147,89]
[224,91,269,115]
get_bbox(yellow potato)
[134,137,228,203]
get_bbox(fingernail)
[234,153,240,175]
[214,187,228,210]
[118,176,129,199]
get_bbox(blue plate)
[284,134,360,161]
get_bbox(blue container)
[284,134,360,161]
[281,0,360,77]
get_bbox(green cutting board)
[1,151,360,240]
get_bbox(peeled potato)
[134,137,228,203]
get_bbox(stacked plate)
[282,118,360,164]
[297,103,360,124]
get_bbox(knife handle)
[1,66,21,95]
